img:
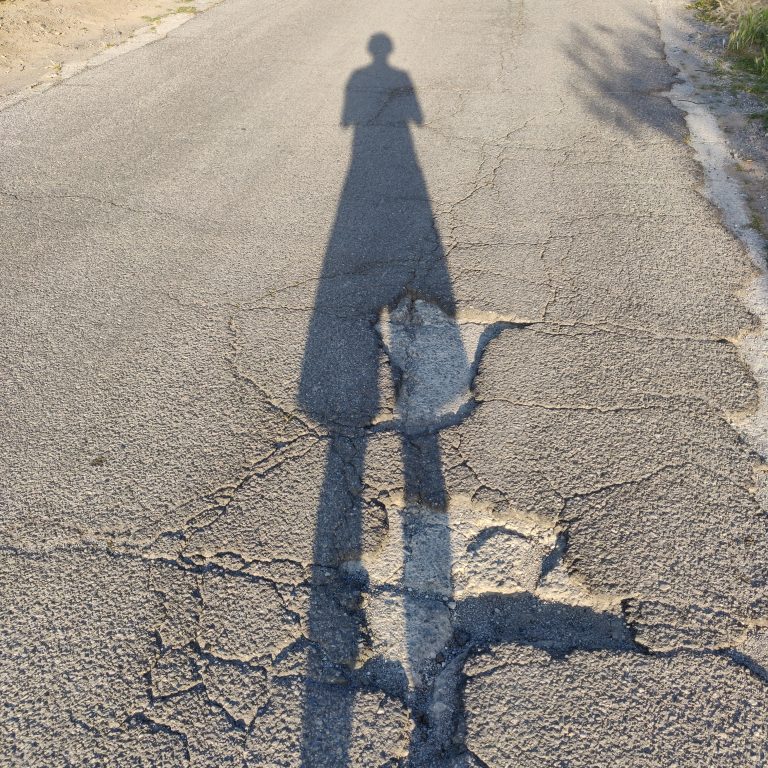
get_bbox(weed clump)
[692,0,768,24]
[728,6,768,76]
[692,1,768,80]
[690,0,727,23]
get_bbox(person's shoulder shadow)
[342,33,422,128]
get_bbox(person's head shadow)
[341,33,423,129]
[369,31,393,61]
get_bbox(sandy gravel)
[0,0,196,96]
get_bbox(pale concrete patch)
[377,297,485,432]
[362,496,557,601]
[366,592,452,686]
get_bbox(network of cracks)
[131,297,768,767]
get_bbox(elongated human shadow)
[295,33,649,768]
[297,33,461,767]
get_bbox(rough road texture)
[1,0,767,766]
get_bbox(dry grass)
[693,0,768,22]
[723,0,767,20]
[693,0,768,78]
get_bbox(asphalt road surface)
[2,0,768,765]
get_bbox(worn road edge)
[657,0,768,472]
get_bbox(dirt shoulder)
[0,0,204,97]
[667,2,768,242]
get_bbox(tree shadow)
[560,11,687,140]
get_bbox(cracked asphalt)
[2,0,768,765]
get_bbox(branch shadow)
[560,11,687,140]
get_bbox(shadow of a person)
[299,32,455,432]
[293,35,658,768]
[298,33,457,766]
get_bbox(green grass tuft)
[730,6,768,49]
[689,0,724,23]
[727,7,768,76]
[691,2,768,87]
